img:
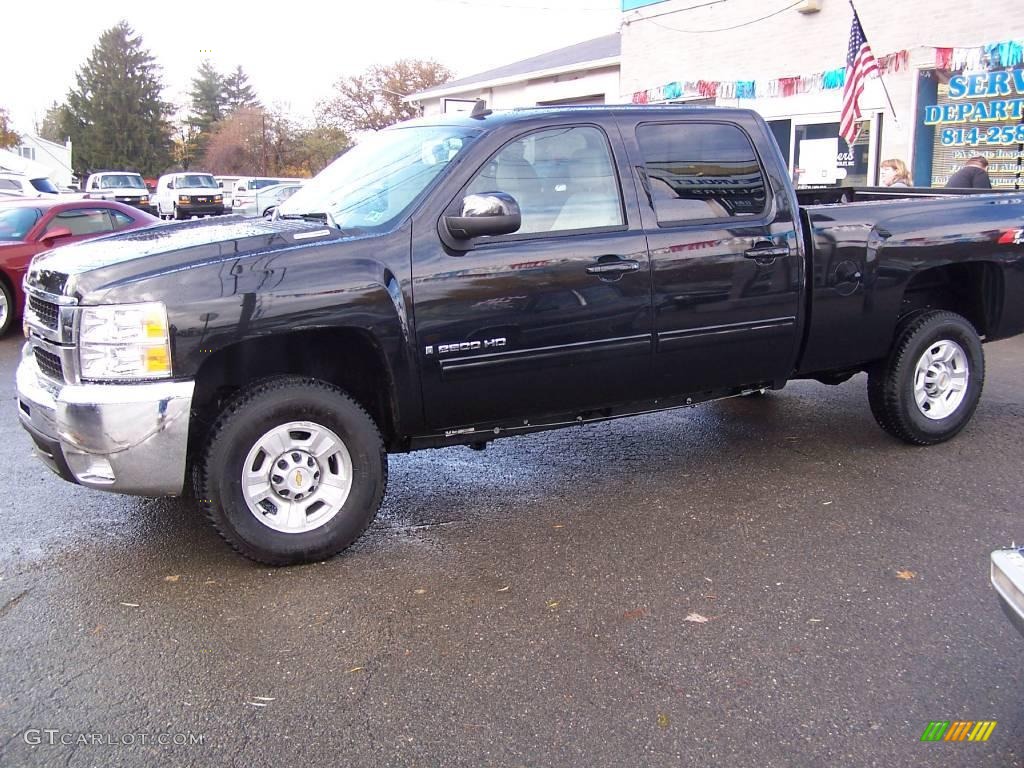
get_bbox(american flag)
[840,6,879,147]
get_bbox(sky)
[3,0,622,133]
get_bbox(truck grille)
[29,295,59,330]
[35,348,64,381]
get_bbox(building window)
[19,147,36,161]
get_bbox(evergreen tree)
[187,60,227,163]
[223,66,260,113]
[60,21,172,176]
[189,60,226,132]
[36,102,69,144]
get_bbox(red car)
[0,199,158,336]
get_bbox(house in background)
[406,33,621,116]
[1,134,74,189]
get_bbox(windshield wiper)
[279,211,339,228]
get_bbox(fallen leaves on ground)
[546,600,560,610]
[657,713,670,729]
[896,570,916,580]
[685,612,710,624]
[346,666,364,674]
[163,575,180,583]
[413,589,427,595]
[119,602,140,608]
[623,607,647,621]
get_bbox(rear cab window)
[635,122,769,225]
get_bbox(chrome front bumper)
[16,345,195,497]
[991,548,1024,638]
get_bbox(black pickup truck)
[16,105,1024,564]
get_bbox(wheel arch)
[896,260,1004,338]
[189,327,402,454]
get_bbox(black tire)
[194,376,387,565]
[867,310,984,445]
[0,278,14,337]
[174,204,186,221]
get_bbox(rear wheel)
[867,310,984,445]
[0,279,13,337]
[195,377,387,565]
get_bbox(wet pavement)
[0,331,1021,767]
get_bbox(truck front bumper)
[16,345,195,497]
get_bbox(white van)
[215,176,242,208]
[83,171,152,212]
[152,172,227,220]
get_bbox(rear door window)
[109,210,136,230]
[635,123,768,225]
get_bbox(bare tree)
[318,59,451,133]
[0,107,22,149]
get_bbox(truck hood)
[27,215,345,300]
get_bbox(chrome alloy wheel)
[242,421,354,534]
[913,339,969,420]
[0,289,7,329]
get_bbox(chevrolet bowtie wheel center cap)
[269,450,321,501]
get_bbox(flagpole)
[848,0,901,128]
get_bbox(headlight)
[140,196,149,204]
[78,303,172,380]
[214,195,223,203]
[178,195,190,204]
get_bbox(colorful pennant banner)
[630,39,1022,105]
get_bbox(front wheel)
[868,310,985,445]
[194,377,388,565]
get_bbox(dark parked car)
[0,199,158,336]
[16,105,1024,565]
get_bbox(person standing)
[946,156,992,189]
[879,159,912,187]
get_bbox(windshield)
[279,125,480,230]
[175,175,218,189]
[0,207,42,241]
[30,177,60,195]
[100,174,146,189]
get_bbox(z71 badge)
[425,338,507,355]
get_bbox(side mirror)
[445,192,521,240]
[41,227,74,246]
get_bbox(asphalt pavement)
[0,331,1021,767]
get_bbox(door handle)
[744,243,790,261]
[585,259,640,276]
